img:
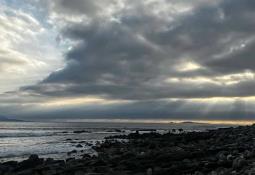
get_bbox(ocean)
[0,121,236,162]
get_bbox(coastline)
[0,120,237,163]
[2,124,255,175]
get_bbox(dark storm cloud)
[206,41,255,73]
[49,0,119,17]
[23,0,255,101]
[147,0,255,74]
[23,78,255,100]
[46,21,162,85]
[5,0,253,121]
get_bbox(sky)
[1,0,255,121]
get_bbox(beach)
[0,121,232,162]
[0,122,254,174]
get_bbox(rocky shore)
[2,125,255,175]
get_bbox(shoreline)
[0,121,234,164]
[2,125,255,175]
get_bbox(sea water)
[0,121,233,162]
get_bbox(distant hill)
[180,121,202,124]
[0,115,23,122]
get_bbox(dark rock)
[73,130,90,134]
[146,168,152,175]
[5,125,255,175]
[90,159,107,166]
[232,157,247,169]
[45,158,54,164]
[76,144,83,148]
[66,157,75,162]
[67,149,78,155]
[82,154,91,159]
[2,161,18,167]
[17,154,43,171]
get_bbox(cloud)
[21,0,255,101]
[1,0,255,120]
[5,98,255,121]
[0,49,27,67]
[0,1,64,93]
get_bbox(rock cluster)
[2,125,255,175]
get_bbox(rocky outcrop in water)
[2,125,255,175]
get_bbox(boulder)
[17,154,44,170]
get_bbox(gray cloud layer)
[9,99,255,121]
[23,0,255,100]
[3,0,255,120]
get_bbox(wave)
[0,132,59,138]
[0,130,123,138]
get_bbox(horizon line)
[36,118,255,126]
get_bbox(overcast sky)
[1,0,255,121]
